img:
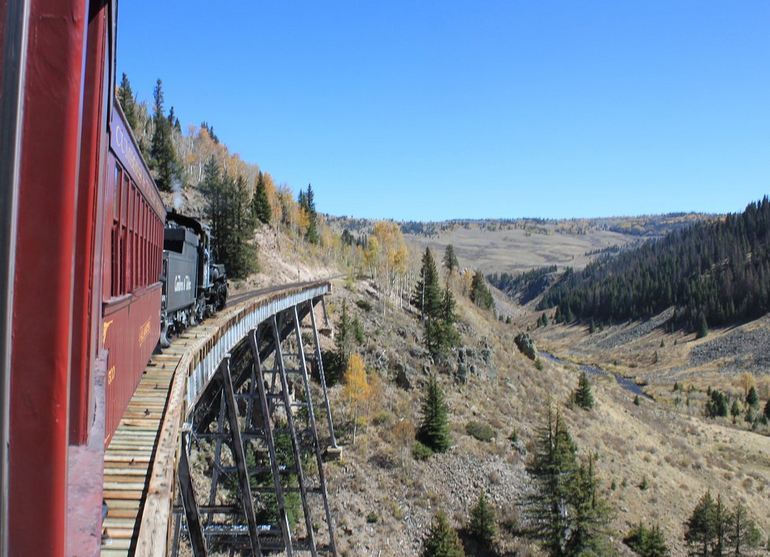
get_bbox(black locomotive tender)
[161,210,228,347]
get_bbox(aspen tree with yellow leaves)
[343,354,372,445]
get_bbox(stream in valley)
[540,351,652,399]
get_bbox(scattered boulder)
[514,333,538,361]
[394,363,413,390]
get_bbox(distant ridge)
[538,197,770,331]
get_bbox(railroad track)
[226,277,341,308]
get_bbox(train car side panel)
[103,284,161,443]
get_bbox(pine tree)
[413,248,441,320]
[251,171,271,225]
[117,73,139,134]
[705,390,729,418]
[422,511,465,557]
[299,184,319,244]
[726,503,762,557]
[567,453,613,555]
[425,286,460,358]
[731,400,741,424]
[643,525,669,557]
[149,79,180,192]
[764,400,770,421]
[443,245,459,276]
[524,407,579,556]
[352,316,365,345]
[470,270,494,310]
[200,157,256,279]
[745,386,759,408]
[574,372,594,410]
[468,491,496,550]
[625,523,670,557]
[335,300,354,363]
[417,375,451,453]
[685,491,717,557]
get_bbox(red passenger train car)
[102,101,165,445]
[0,1,164,554]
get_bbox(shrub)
[366,512,379,524]
[413,441,434,461]
[465,421,495,443]
[355,298,373,312]
[371,411,393,427]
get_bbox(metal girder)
[220,357,263,557]
[294,305,337,555]
[270,313,318,556]
[309,299,338,449]
[179,430,207,557]
[249,329,294,556]
[205,391,226,526]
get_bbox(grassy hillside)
[317,272,770,556]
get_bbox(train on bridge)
[0,1,231,554]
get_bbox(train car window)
[113,165,120,220]
[136,190,141,287]
[121,172,128,295]
[142,200,147,286]
[139,200,144,287]
[111,165,121,297]
[130,184,136,291]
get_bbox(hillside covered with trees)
[538,197,770,331]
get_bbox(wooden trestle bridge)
[100,281,338,557]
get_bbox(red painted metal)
[9,0,88,555]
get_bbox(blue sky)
[117,1,770,220]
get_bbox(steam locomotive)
[161,211,228,346]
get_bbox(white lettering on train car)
[174,275,192,293]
